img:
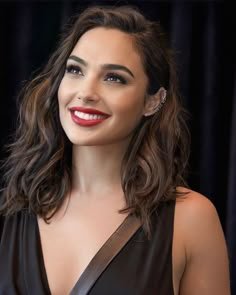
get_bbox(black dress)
[0,201,175,295]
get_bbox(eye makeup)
[65,64,83,75]
[104,73,127,84]
[65,62,128,85]
[67,55,135,79]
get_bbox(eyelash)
[65,65,127,85]
[65,65,82,75]
[105,73,127,84]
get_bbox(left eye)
[65,65,83,75]
[105,73,127,84]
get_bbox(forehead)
[70,27,146,74]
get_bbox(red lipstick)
[69,107,110,127]
[69,107,110,116]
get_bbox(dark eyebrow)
[68,55,134,78]
[68,55,88,66]
[101,64,134,78]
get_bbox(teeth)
[74,111,107,120]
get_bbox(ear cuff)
[144,88,167,117]
[158,88,167,109]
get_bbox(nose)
[77,75,100,103]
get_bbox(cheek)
[113,92,145,118]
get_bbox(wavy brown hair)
[0,5,190,235]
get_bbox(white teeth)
[74,111,107,120]
[84,113,90,120]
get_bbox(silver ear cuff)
[161,89,167,104]
[144,89,167,116]
[156,89,167,112]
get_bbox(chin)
[66,135,104,147]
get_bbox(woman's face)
[58,27,149,147]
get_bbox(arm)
[177,191,230,295]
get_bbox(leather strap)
[70,214,141,295]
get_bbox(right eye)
[65,65,83,75]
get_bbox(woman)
[0,5,230,295]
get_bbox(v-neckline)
[35,213,141,295]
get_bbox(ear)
[143,87,167,117]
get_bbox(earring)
[144,88,167,117]
[160,89,167,104]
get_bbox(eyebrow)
[68,55,135,78]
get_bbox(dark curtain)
[0,0,235,292]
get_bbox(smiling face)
[58,27,150,147]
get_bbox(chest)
[38,213,131,295]
[0,202,183,295]
[37,211,183,295]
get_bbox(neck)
[71,141,129,198]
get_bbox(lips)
[69,107,110,127]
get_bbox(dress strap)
[70,214,141,295]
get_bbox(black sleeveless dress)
[0,201,175,295]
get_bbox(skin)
[38,28,230,295]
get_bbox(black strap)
[70,214,141,295]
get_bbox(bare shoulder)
[175,187,219,227]
[175,187,225,256]
[174,187,231,295]
[176,186,216,209]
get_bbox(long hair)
[0,5,190,235]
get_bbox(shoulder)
[176,187,220,227]
[175,187,224,254]
[173,187,230,295]
[175,186,216,209]
[175,187,219,228]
